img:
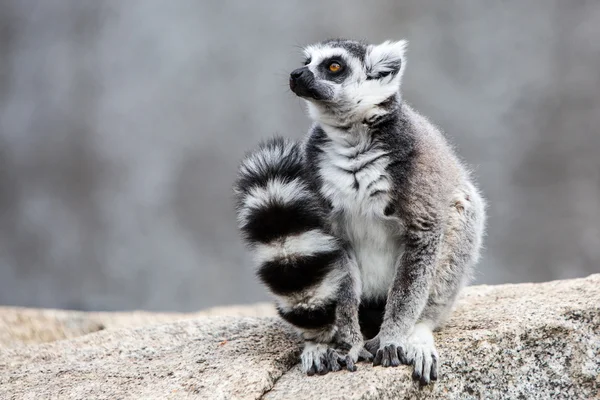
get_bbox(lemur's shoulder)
[401,103,465,180]
[388,103,466,222]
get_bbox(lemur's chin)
[290,85,329,101]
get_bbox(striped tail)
[233,137,343,332]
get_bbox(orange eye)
[328,62,342,72]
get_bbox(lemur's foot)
[405,324,439,385]
[365,323,438,385]
[301,343,358,375]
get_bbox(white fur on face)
[302,46,364,108]
[301,40,408,126]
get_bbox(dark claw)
[419,362,430,386]
[326,349,341,372]
[345,355,357,372]
[388,346,401,367]
[381,353,389,366]
[307,366,316,376]
[431,356,438,381]
[398,346,409,365]
[317,361,328,375]
[329,359,341,372]
[419,376,430,386]
[412,352,423,382]
[376,345,403,368]
[412,351,437,385]
[373,349,383,366]
[412,367,421,382]
[382,345,393,367]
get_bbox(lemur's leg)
[299,249,372,374]
[366,188,485,384]
[407,188,485,383]
[296,256,372,374]
[332,251,373,367]
[364,225,441,369]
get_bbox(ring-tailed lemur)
[235,38,486,385]
[290,38,486,384]
[234,137,371,375]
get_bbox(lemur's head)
[289,38,407,127]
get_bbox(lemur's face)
[289,39,407,126]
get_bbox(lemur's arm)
[365,212,443,366]
[383,228,441,333]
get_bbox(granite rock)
[0,275,598,399]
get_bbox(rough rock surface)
[1,275,599,399]
[0,303,276,347]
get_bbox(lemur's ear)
[365,40,407,81]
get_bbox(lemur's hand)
[364,333,409,367]
[301,343,358,375]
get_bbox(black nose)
[290,67,306,80]
[290,66,319,99]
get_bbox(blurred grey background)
[1,0,599,312]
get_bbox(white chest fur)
[317,128,403,300]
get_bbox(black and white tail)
[233,137,345,336]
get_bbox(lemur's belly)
[318,137,402,301]
[345,212,402,300]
